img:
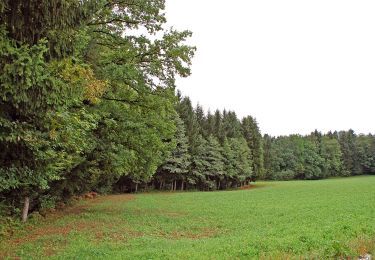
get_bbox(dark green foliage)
[263,130,375,180]
[189,135,224,190]
[205,135,225,189]
[228,137,253,183]
[221,138,237,186]
[176,96,200,154]
[321,136,345,177]
[241,116,264,179]
[222,110,242,139]
[164,95,260,190]
[338,130,361,175]
[263,134,273,179]
[356,134,375,174]
[0,0,195,218]
[155,115,191,190]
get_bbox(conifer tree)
[177,97,200,154]
[241,116,264,179]
[229,137,253,184]
[156,116,191,190]
[221,138,237,188]
[205,135,225,190]
[190,134,209,188]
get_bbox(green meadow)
[1,176,375,259]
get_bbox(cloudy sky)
[165,0,375,136]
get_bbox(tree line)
[150,93,264,192]
[263,130,375,180]
[152,97,375,190]
[0,0,195,221]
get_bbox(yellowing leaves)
[84,74,107,104]
[56,59,108,104]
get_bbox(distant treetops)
[263,130,375,180]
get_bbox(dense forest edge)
[0,0,374,227]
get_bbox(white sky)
[165,0,375,136]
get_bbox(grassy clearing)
[1,176,375,259]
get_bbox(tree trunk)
[22,196,30,222]
[174,180,177,191]
[181,181,184,191]
[135,183,138,193]
[171,181,174,191]
[217,180,221,190]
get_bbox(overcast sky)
[165,0,375,136]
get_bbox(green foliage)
[228,137,253,183]
[38,195,58,210]
[204,135,225,188]
[338,130,361,175]
[321,136,345,177]
[263,130,375,180]
[356,134,375,174]
[241,116,264,179]
[221,138,237,184]
[171,96,262,190]
[265,134,329,180]
[0,0,195,217]
[156,115,191,184]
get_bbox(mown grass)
[1,176,375,259]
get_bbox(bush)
[39,195,58,210]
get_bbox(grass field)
[1,176,375,259]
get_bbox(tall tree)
[0,0,99,221]
[0,0,195,219]
[338,130,360,175]
[241,116,264,179]
[229,137,253,184]
[177,97,200,154]
[155,115,191,191]
[263,134,273,179]
[205,135,225,190]
[221,138,237,189]
[321,136,345,177]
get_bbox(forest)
[0,0,375,224]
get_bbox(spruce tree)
[241,116,264,179]
[190,134,209,189]
[156,116,191,190]
[229,137,253,185]
[221,138,237,188]
[205,135,225,190]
